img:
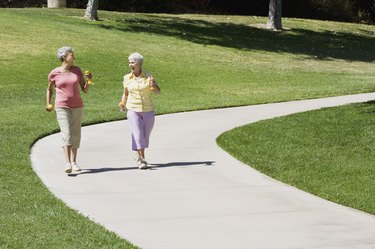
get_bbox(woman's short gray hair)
[57,46,74,62]
[128,52,144,65]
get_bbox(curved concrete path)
[31,93,375,249]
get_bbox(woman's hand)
[46,104,54,112]
[118,101,126,112]
[84,70,93,85]
[148,76,160,94]
[148,76,155,90]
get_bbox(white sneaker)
[139,160,148,170]
[72,162,81,172]
[134,153,142,166]
[65,164,72,173]
[135,157,142,166]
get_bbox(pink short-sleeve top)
[48,66,84,108]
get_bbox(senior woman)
[46,46,91,174]
[119,52,160,169]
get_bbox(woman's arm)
[119,87,128,111]
[153,83,161,95]
[149,76,160,95]
[78,68,90,93]
[79,74,90,93]
[46,81,54,111]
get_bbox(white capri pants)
[55,107,84,148]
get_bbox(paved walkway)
[31,93,375,249]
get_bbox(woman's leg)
[127,110,143,151]
[138,111,155,168]
[70,108,83,171]
[71,147,78,162]
[56,108,73,172]
[63,146,72,164]
[70,147,81,171]
[142,111,155,151]
[70,108,83,161]
[138,149,145,160]
[128,110,149,169]
[128,111,154,151]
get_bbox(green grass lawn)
[217,102,375,215]
[1,8,375,247]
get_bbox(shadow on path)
[67,161,215,176]
[149,161,215,169]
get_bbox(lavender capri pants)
[127,110,155,151]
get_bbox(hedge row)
[1,0,374,23]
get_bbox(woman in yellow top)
[119,52,160,169]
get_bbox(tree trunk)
[47,0,66,8]
[84,0,99,20]
[266,0,283,30]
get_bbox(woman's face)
[129,60,141,74]
[64,52,75,66]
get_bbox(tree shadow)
[360,100,375,114]
[98,15,375,62]
[67,160,214,176]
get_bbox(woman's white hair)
[57,46,74,62]
[128,52,144,65]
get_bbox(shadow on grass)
[68,161,214,176]
[360,100,375,114]
[98,15,375,62]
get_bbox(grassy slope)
[217,102,375,214]
[1,8,375,247]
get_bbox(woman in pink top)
[46,46,91,174]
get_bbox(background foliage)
[1,0,375,23]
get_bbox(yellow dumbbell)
[84,70,93,85]
[118,102,126,112]
[46,104,54,112]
